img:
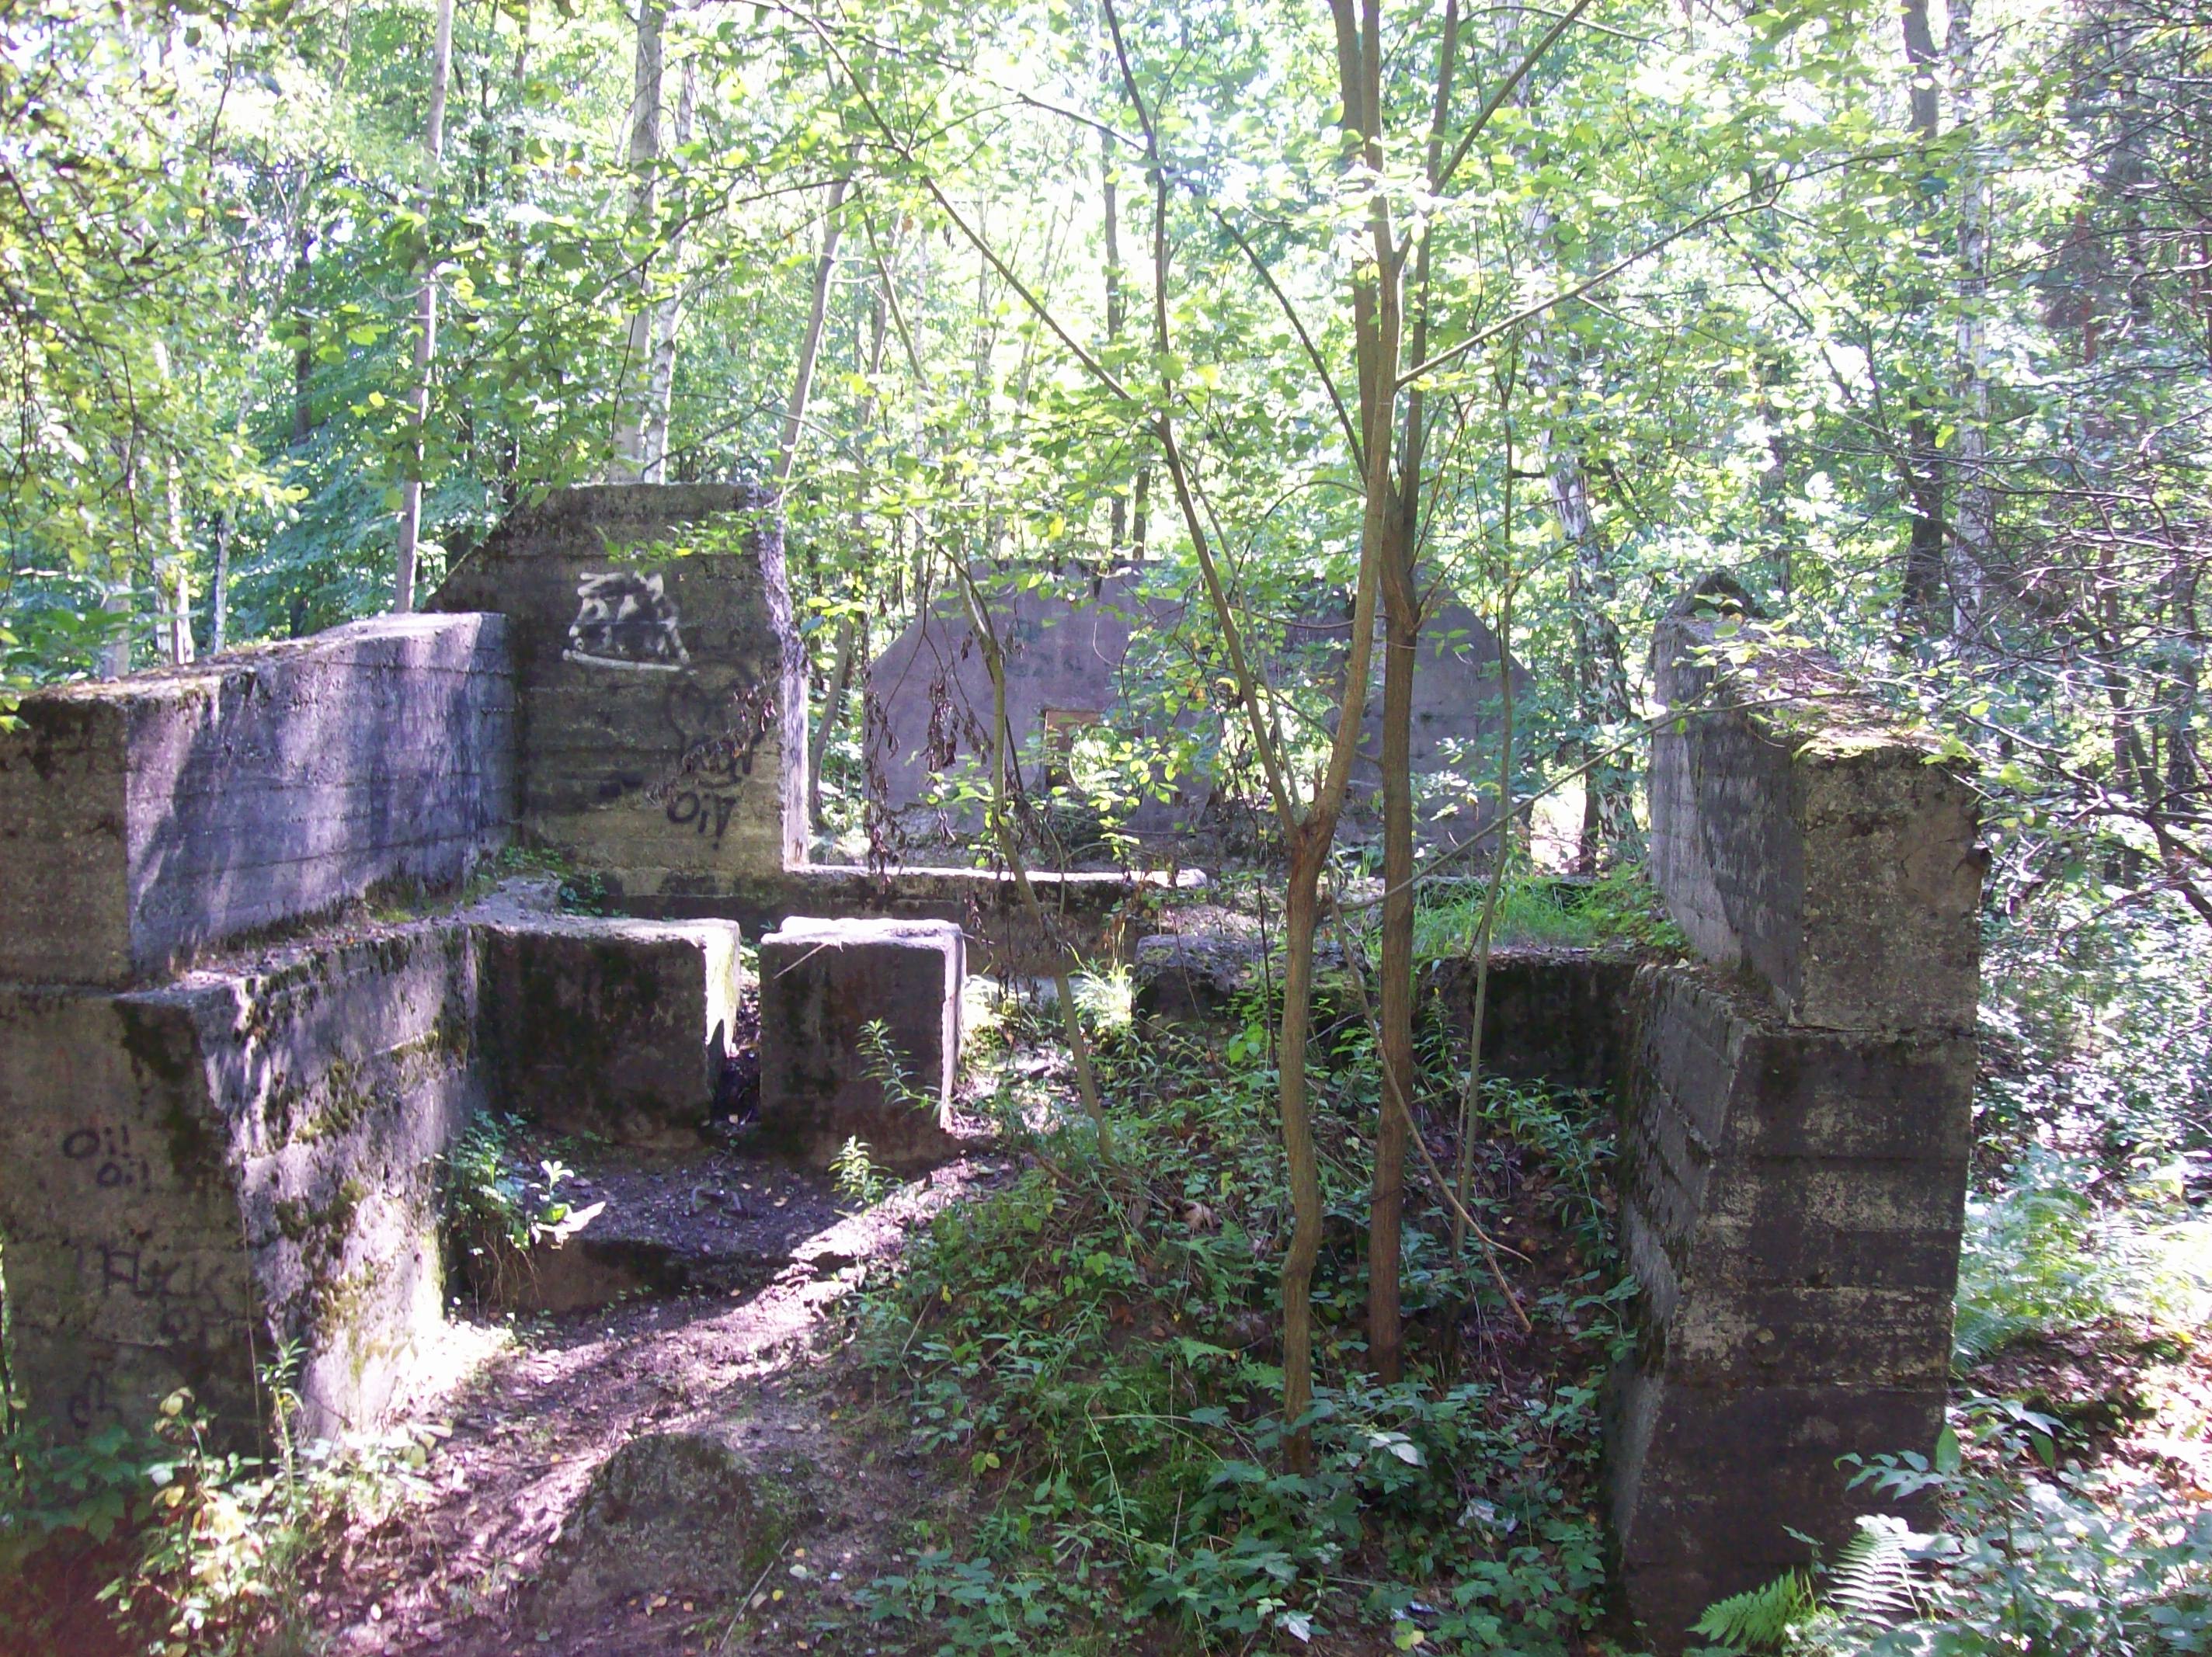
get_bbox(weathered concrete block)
[1133,931,1261,1022]
[1609,963,1974,1648]
[756,917,964,1171]
[1607,1375,1946,1645]
[475,914,743,1148]
[1422,947,1641,1093]
[1649,584,1982,1031]
[0,922,481,1443]
[430,484,806,899]
[0,614,513,987]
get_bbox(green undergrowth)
[1407,865,1687,961]
[852,985,1640,1655]
[0,1357,435,1656]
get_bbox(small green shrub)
[1691,1398,2212,1655]
[833,1136,892,1207]
[440,1113,600,1303]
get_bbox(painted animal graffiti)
[563,571,690,671]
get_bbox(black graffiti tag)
[61,1121,151,1191]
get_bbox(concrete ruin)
[864,578,1522,856]
[0,613,513,986]
[0,615,753,1440]
[1605,582,1984,1644]
[430,484,807,903]
[0,493,1981,1655]
[755,917,965,1172]
[864,570,1192,848]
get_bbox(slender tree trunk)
[208,512,229,656]
[1103,120,1129,554]
[1372,529,1416,1384]
[775,175,850,487]
[393,0,454,613]
[612,0,665,475]
[639,56,696,479]
[1366,0,1459,1389]
[290,202,315,447]
[1546,449,1636,866]
[151,341,194,665]
[1948,0,1992,629]
[1899,0,1949,632]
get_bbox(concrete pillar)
[1616,578,1984,1647]
[755,917,964,1172]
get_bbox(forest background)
[2,0,2210,1647]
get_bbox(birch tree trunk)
[1899,0,1949,632]
[392,0,454,613]
[151,340,194,665]
[774,174,851,487]
[638,57,697,480]
[611,0,664,477]
[1948,0,1993,629]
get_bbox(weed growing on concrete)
[440,1113,600,1306]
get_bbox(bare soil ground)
[294,1139,1010,1657]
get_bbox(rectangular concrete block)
[756,917,963,1171]
[0,613,513,986]
[0,921,481,1443]
[1421,948,1640,1093]
[475,915,743,1148]
[430,485,806,898]
[1649,599,1982,1031]
[1613,962,1974,1648]
[1607,1374,1946,1645]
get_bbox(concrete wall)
[0,922,482,1441]
[866,580,1522,858]
[431,485,806,899]
[0,905,753,1446]
[864,571,1193,846]
[0,614,513,986]
[1421,948,1640,1094]
[1613,581,1983,1648]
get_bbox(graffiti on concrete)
[643,683,779,846]
[563,571,691,671]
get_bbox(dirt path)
[297,1148,1006,1657]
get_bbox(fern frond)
[1691,1568,1820,1650]
[1828,1514,1921,1626]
